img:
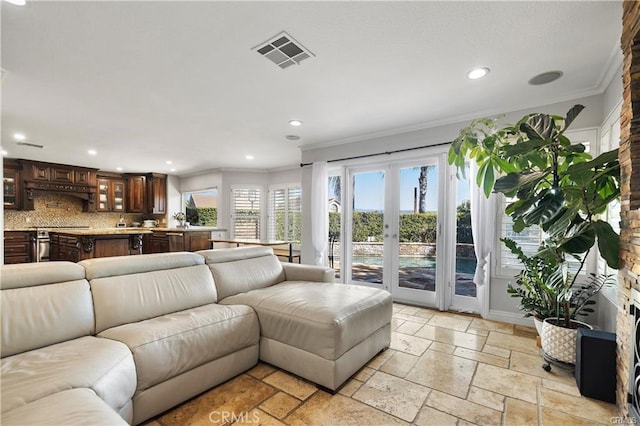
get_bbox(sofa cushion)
[98,304,259,392]
[198,247,285,300]
[1,267,94,357]
[88,260,217,333]
[1,336,136,415]
[1,388,128,426]
[80,251,205,280]
[220,282,392,360]
[0,261,85,290]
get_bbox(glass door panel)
[328,174,342,280]
[350,170,385,286]
[391,163,439,307]
[455,170,476,298]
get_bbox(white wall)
[166,174,182,227]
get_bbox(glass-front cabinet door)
[3,169,20,209]
[97,178,126,212]
[112,181,125,212]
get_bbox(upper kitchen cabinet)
[126,173,167,214]
[19,160,98,211]
[3,159,22,210]
[96,173,126,212]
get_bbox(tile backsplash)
[4,193,165,229]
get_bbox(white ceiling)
[1,1,622,176]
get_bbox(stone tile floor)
[146,303,618,425]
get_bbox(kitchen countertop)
[48,228,153,236]
[5,227,227,234]
[148,227,227,232]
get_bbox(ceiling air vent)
[16,141,44,149]
[253,31,314,69]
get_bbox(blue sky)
[330,167,470,212]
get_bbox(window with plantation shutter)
[268,184,301,242]
[231,187,261,239]
[496,131,593,277]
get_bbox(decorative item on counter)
[173,212,187,228]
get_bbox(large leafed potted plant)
[448,105,620,364]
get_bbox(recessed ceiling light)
[286,135,300,141]
[245,155,255,160]
[528,70,563,85]
[467,67,490,80]
[88,149,97,155]
[116,167,123,171]
[289,120,303,127]
[1,149,8,156]
[5,0,27,6]
[13,133,26,141]
[170,168,176,172]
[166,160,173,165]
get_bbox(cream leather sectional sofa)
[1,246,392,425]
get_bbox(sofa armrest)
[282,263,335,283]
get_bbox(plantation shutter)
[231,188,261,239]
[268,188,287,240]
[267,185,302,242]
[287,187,302,243]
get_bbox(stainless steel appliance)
[34,226,90,262]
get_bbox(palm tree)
[418,166,433,213]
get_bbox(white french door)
[341,152,479,312]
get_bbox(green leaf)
[522,189,564,226]
[483,163,495,197]
[494,171,548,194]
[559,222,596,254]
[501,138,548,156]
[545,207,577,237]
[512,217,526,232]
[593,220,620,270]
[563,104,585,131]
[520,114,557,141]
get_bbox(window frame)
[493,128,599,278]
[230,185,265,240]
[267,183,302,244]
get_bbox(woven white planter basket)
[541,317,592,365]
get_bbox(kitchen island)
[145,226,227,253]
[49,229,152,262]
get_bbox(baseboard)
[486,309,535,327]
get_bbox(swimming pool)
[352,256,477,274]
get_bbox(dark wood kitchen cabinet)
[3,160,21,210]
[126,173,166,214]
[49,231,149,262]
[97,177,126,212]
[4,231,36,264]
[148,230,211,253]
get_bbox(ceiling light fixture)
[88,149,97,155]
[116,167,123,171]
[4,0,27,6]
[170,168,176,172]
[166,160,173,165]
[245,155,255,160]
[467,67,490,80]
[289,120,303,127]
[13,133,26,141]
[1,149,8,156]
